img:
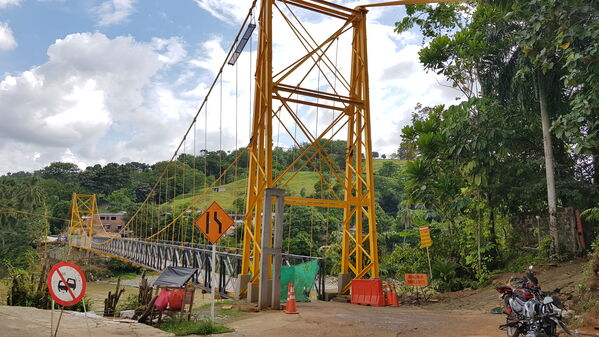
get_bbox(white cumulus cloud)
[93,0,138,26]
[0,32,198,174]
[0,0,20,9]
[193,0,249,24]
[0,22,17,50]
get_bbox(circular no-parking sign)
[47,262,87,306]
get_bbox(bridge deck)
[70,236,325,300]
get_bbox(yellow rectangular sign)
[419,225,432,248]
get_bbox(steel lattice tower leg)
[240,0,274,295]
[339,10,379,293]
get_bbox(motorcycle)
[495,266,571,337]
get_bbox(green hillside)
[167,159,405,212]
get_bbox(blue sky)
[0,0,462,174]
[1,0,234,74]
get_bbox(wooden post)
[103,277,125,317]
[425,247,433,280]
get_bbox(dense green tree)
[106,188,135,212]
[36,162,80,182]
[396,0,598,255]
[79,163,132,196]
[0,180,47,270]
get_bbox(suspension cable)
[96,0,259,245]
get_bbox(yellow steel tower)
[241,0,378,294]
[69,193,98,237]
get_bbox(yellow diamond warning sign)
[195,201,234,244]
[419,225,432,248]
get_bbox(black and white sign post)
[47,262,88,337]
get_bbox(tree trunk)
[477,206,482,275]
[486,192,498,251]
[537,71,559,256]
[489,206,499,262]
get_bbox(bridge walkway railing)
[70,236,325,300]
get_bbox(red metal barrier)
[351,279,386,306]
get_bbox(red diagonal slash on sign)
[56,268,77,300]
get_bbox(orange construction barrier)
[385,281,393,306]
[284,283,299,314]
[390,283,400,307]
[350,279,386,306]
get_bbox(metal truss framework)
[68,193,98,237]
[71,237,324,299]
[242,0,379,294]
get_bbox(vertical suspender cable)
[234,60,239,249]
[219,74,223,186]
[332,37,339,137]
[249,26,253,138]
[204,102,208,190]
[204,102,208,246]
[316,62,323,254]
[163,169,168,242]
[192,121,197,245]
[181,140,186,243]
[172,165,176,243]
[235,61,239,180]
[325,38,339,248]
[310,209,314,257]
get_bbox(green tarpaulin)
[280,260,319,303]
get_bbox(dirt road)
[216,260,588,337]
[0,302,505,337]
[218,301,505,337]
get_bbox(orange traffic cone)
[284,283,299,314]
[391,283,400,307]
[385,281,394,306]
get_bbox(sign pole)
[53,307,64,337]
[426,246,433,280]
[51,299,54,337]
[82,297,91,337]
[211,243,216,324]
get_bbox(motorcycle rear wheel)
[506,327,523,337]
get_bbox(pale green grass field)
[166,159,404,212]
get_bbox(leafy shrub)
[381,244,428,280]
[432,262,462,292]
